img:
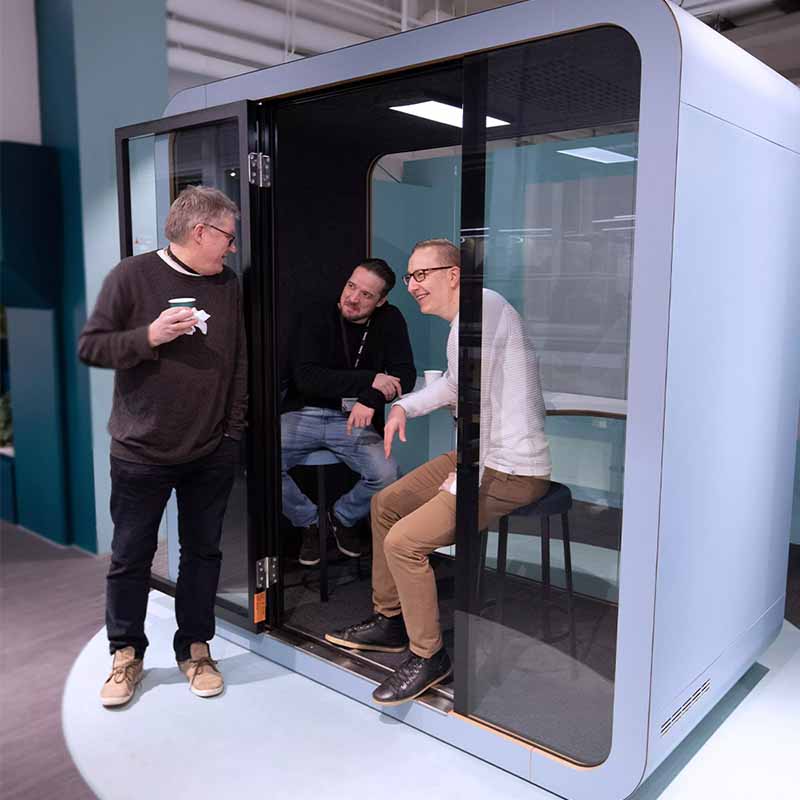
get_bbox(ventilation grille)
[660,680,711,736]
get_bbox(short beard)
[339,302,371,324]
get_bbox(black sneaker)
[324,613,408,653]
[372,648,452,706]
[298,523,321,566]
[330,512,362,558]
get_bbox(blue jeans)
[281,407,398,528]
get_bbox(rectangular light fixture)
[390,101,510,128]
[557,147,636,164]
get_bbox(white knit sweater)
[395,289,551,484]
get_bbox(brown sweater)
[78,250,248,465]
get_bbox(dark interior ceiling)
[272,25,642,374]
[273,25,641,157]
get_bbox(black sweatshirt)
[285,302,416,429]
[78,250,248,465]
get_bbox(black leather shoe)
[325,613,408,653]
[298,523,320,566]
[330,512,362,558]
[372,648,452,705]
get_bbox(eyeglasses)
[204,222,236,246]
[401,265,458,286]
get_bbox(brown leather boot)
[100,647,143,707]
[178,642,224,698]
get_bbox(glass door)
[453,28,641,765]
[115,101,279,631]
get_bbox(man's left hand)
[346,402,374,434]
[440,472,456,492]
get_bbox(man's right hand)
[147,307,197,348]
[384,405,407,458]
[372,373,403,401]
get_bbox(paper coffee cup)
[424,369,443,386]
[168,297,196,308]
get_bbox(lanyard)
[339,315,371,370]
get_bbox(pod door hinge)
[248,152,271,187]
[255,556,278,589]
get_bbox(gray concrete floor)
[1,522,106,800]
[1,519,798,800]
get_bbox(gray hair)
[164,185,240,244]
[410,238,460,266]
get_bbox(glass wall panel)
[125,120,249,612]
[457,28,641,764]
[371,146,461,481]
[273,62,464,658]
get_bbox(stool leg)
[488,518,510,688]
[541,516,552,641]
[318,468,328,603]
[476,529,489,608]
[561,512,576,660]
[541,516,551,597]
[561,513,574,602]
[496,516,509,625]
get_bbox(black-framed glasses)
[204,222,236,246]
[402,265,458,285]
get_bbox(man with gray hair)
[79,185,247,707]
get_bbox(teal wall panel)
[371,177,455,475]
[36,0,167,552]
[36,0,95,550]
[6,308,68,543]
[73,0,167,553]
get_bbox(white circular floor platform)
[63,592,800,800]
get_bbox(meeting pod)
[114,1,800,797]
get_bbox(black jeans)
[106,437,238,661]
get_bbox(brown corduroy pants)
[370,451,550,658]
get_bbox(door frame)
[114,100,278,632]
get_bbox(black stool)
[296,449,362,602]
[478,481,575,654]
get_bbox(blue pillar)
[36,0,167,552]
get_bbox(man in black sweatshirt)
[79,186,247,708]
[282,259,416,566]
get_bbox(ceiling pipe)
[167,0,368,55]
[316,0,424,28]
[258,0,400,39]
[420,8,454,24]
[319,0,402,27]
[167,46,259,79]
[725,9,800,41]
[167,19,300,67]
[343,0,403,20]
[680,0,775,14]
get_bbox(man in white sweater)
[326,238,551,705]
